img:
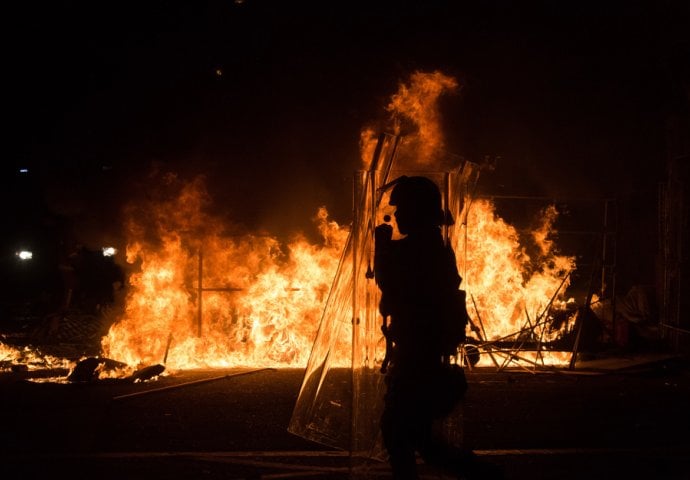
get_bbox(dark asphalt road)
[1,359,689,479]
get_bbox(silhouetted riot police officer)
[374,175,502,480]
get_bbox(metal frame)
[457,194,619,373]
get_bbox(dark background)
[2,0,689,304]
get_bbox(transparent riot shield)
[288,133,480,478]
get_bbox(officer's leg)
[381,394,419,479]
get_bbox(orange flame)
[386,70,458,164]
[101,176,349,372]
[95,71,576,374]
[0,70,584,380]
[460,200,576,365]
[100,184,574,372]
[1,341,73,375]
[361,70,459,168]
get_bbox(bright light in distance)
[102,247,117,257]
[16,250,33,260]
[19,168,29,174]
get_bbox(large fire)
[98,178,574,372]
[100,177,349,372]
[1,70,579,377]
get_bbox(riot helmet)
[387,175,446,230]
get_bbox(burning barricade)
[2,70,611,387]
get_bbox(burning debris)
[66,356,123,382]
[2,70,617,385]
[0,341,74,383]
[101,178,350,370]
[0,341,164,384]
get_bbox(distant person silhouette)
[374,175,502,480]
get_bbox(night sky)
[3,1,689,285]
